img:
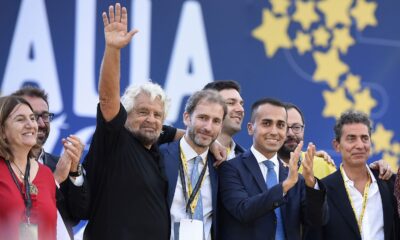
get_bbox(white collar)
[250,145,279,167]
[180,136,208,164]
[341,164,377,184]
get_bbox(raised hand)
[102,3,138,49]
[282,141,303,193]
[61,135,85,173]
[302,142,316,187]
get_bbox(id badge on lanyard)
[19,222,38,240]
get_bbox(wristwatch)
[69,163,83,177]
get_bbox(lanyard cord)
[5,158,32,223]
[340,165,371,235]
[179,147,208,218]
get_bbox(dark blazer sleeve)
[218,160,285,223]
[302,179,329,227]
[46,153,90,221]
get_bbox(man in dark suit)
[160,89,227,240]
[12,86,89,239]
[203,80,245,159]
[218,97,328,240]
[307,110,399,240]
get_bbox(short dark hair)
[284,102,305,124]
[203,80,241,93]
[11,85,49,106]
[185,89,227,119]
[250,97,286,123]
[334,110,372,142]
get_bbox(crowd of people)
[1,2,400,240]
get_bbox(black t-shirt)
[83,104,170,240]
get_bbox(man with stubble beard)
[278,102,394,180]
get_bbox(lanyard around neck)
[340,165,371,235]
[5,158,32,222]
[179,146,208,217]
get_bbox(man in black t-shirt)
[83,3,170,239]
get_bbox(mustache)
[284,136,300,143]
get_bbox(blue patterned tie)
[264,160,285,240]
[191,156,204,221]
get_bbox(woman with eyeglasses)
[0,96,56,240]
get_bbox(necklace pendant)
[29,184,38,195]
[20,174,24,180]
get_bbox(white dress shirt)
[250,146,280,182]
[341,165,384,240]
[226,140,238,161]
[170,137,213,240]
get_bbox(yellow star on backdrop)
[317,0,352,29]
[392,142,400,155]
[332,27,355,54]
[372,123,394,152]
[351,0,378,31]
[313,26,330,47]
[292,1,319,31]
[322,88,353,118]
[313,49,349,88]
[293,31,312,55]
[270,0,291,15]
[252,9,292,58]
[344,73,361,94]
[353,88,377,115]
[382,152,398,172]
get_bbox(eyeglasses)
[287,124,304,134]
[34,112,55,122]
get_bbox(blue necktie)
[264,160,285,240]
[191,156,203,221]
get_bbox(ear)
[183,112,190,127]
[247,122,254,135]
[332,139,340,152]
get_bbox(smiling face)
[125,92,165,148]
[280,108,304,154]
[333,123,371,168]
[184,100,224,153]
[248,103,287,159]
[4,103,38,151]
[21,95,49,147]
[218,89,244,136]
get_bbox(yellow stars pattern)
[313,49,349,88]
[353,88,377,115]
[313,26,330,47]
[270,0,291,15]
[371,124,394,152]
[351,0,378,31]
[293,31,312,55]
[292,1,319,31]
[322,88,352,118]
[382,152,398,172]
[332,27,355,54]
[317,0,353,29]
[252,9,292,58]
[344,74,361,94]
[252,0,397,167]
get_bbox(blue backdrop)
[1,0,399,169]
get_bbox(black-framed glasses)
[35,112,55,122]
[287,124,304,134]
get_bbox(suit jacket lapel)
[328,171,361,238]
[243,151,267,192]
[163,141,181,208]
[374,172,394,240]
